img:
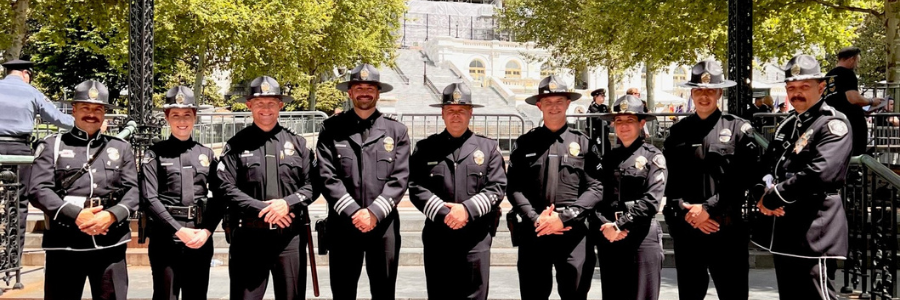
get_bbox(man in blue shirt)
[0,59,74,259]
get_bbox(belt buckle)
[87,197,102,208]
[186,206,196,220]
[615,211,624,221]
[269,222,277,230]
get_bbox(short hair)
[626,87,640,95]
[837,47,861,60]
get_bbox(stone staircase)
[22,200,775,269]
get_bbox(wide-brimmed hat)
[65,80,122,109]
[234,76,295,104]
[678,60,737,89]
[335,64,394,93]
[430,83,483,107]
[156,86,198,111]
[780,55,834,83]
[597,95,656,121]
[524,75,582,105]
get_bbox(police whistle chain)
[304,212,320,296]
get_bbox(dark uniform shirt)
[663,110,759,221]
[408,130,507,229]
[216,124,315,223]
[28,126,139,250]
[593,138,666,231]
[316,109,410,223]
[823,66,866,155]
[507,125,603,225]
[756,99,851,258]
[140,136,222,234]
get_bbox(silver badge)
[284,141,296,156]
[719,129,733,143]
[107,148,120,161]
[199,154,210,167]
[827,120,848,137]
[634,156,647,170]
[569,142,581,156]
[384,136,394,152]
[474,150,485,165]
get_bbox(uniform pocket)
[559,156,584,185]
[376,152,395,181]
[336,148,355,179]
[241,156,262,183]
[466,165,485,195]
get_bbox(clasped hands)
[258,199,297,229]
[535,204,572,237]
[76,206,116,236]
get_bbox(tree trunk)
[308,76,318,111]
[645,63,655,111]
[192,43,208,106]
[887,0,900,111]
[607,69,616,106]
[4,0,30,62]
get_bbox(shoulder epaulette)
[568,127,585,135]
[382,114,399,122]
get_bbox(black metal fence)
[0,162,25,294]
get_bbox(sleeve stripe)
[53,202,70,221]
[425,195,444,221]
[376,196,394,215]
[335,194,354,213]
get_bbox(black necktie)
[179,150,194,206]
[546,137,560,205]
[264,138,279,200]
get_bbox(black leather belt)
[84,196,119,208]
[0,135,30,142]
[241,218,297,232]
[166,205,198,219]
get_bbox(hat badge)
[360,68,370,80]
[88,87,100,100]
[619,100,629,112]
[790,63,802,77]
[700,72,711,84]
[452,89,462,103]
[175,92,185,104]
[548,81,558,91]
[260,81,271,93]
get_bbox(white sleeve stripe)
[336,200,353,214]
[373,199,389,216]
[377,196,394,214]
[425,196,444,221]
[335,194,354,213]
[54,202,70,221]
[476,193,490,216]
[473,194,485,216]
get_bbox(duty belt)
[83,195,120,208]
[241,218,297,233]
[0,135,30,142]
[165,205,199,220]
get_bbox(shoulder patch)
[827,119,848,137]
[652,154,666,169]
[741,122,753,135]
[34,143,45,158]
[142,150,156,164]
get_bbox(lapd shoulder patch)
[652,154,666,169]
[827,119,848,137]
[142,150,156,164]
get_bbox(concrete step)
[21,247,777,268]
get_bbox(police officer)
[141,86,222,300]
[507,76,603,300]
[28,80,138,300]
[317,63,410,299]
[753,55,851,300]
[216,76,315,300]
[589,95,665,300]
[408,83,507,300]
[587,88,611,156]
[663,60,759,300]
[1,59,74,253]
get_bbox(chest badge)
[384,136,395,152]
[794,129,814,154]
[107,148,120,162]
[284,141,296,156]
[473,150,485,165]
[569,142,581,156]
[718,129,733,143]
[199,154,210,167]
[635,155,647,170]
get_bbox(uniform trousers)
[328,214,400,300]
[44,245,129,300]
[229,227,305,300]
[517,223,594,300]
[592,220,663,300]
[148,230,214,300]
[667,217,749,300]
[422,223,492,300]
[773,255,839,300]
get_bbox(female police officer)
[589,95,666,300]
[140,86,222,300]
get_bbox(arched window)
[673,67,687,86]
[540,63,553,77]
[505,60,522,79]
[469,59,486,81]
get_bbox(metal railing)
[171,111,329,148]
[392,65,411,85]
[840,155,900,299]
[396,113,531,154]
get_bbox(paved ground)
[1,265,842,299]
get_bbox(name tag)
[427,161,438,166]
[63,196,87,209]
[335,144,347,148]
[691,144,702,147]
[240,151,253,157]
[160,162,174,166]
[525,153,536,158]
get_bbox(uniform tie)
[545,138,560,206]
[179,150,194,206]
[265,138,280,200]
